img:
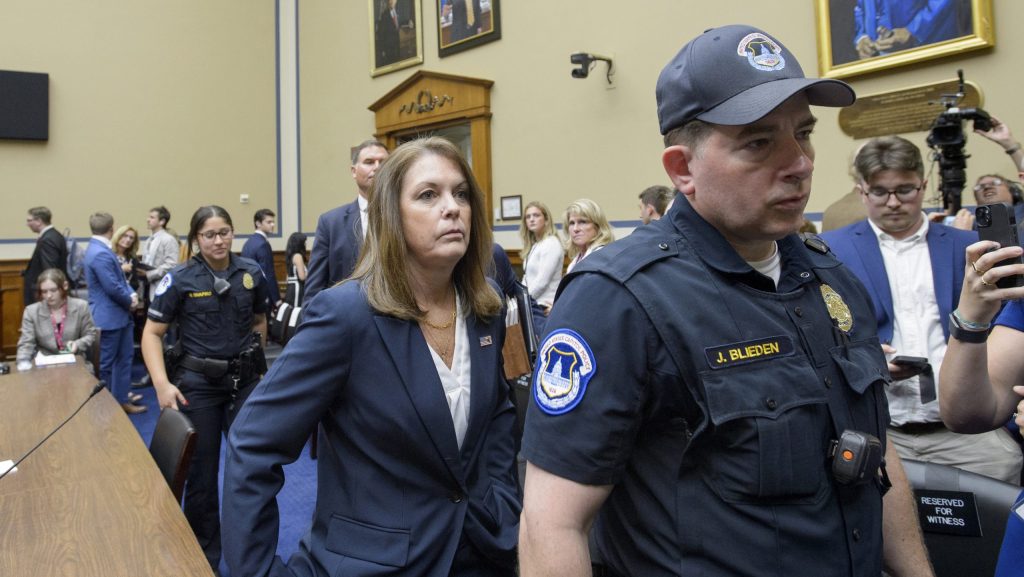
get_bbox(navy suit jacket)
[820,219,977,343]
[242,233,281,304]
[83,238,134,330]
[223,281,520,577]
[304,199,362,306]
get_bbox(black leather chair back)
[902,459,1020,577]
[149,407,197,504]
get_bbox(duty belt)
[180,354,240,380]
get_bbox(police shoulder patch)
[533,329,597,415]
[155,273,173,296]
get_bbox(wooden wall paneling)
[0,260,28,359]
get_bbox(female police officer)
[141,205,269,573]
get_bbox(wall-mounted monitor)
[0,70,49,141]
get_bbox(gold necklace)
[424,325,453,361]
[423,319,456,364]
[423,309,456,330]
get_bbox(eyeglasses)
[973,179,1005,193]
[198,228,234,241]
[861,184,923,204]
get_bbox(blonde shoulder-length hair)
[349,137,502,321]
[518,201,557,265]
[111,225,140,259]
[563,198,615,260]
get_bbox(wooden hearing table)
[0,362,213,576]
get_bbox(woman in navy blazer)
[224,137,520,577]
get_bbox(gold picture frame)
[815,0,994,79]
[369,0,423,77]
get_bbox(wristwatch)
[948,311,992,344]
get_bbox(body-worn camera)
[926,70,991,214]
[830,430,883,486]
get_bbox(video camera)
[926,70,992,213]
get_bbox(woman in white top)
[519,201,564,311]
[564,198,615,274]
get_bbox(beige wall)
[0,0,277,258]
[300,0,1024,247]
[3,0,1021,256]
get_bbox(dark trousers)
[98,325,133,403]
[176,367,258,570]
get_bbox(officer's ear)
[662,145,696,197]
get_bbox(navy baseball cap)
[656,24,855,134]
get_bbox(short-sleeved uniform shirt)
[522,197,891,577]
[996,299,1024,330]
[148,255,268,359]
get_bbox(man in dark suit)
[821,135,1021,483]
[84,212,144,415]
[23,206,68,305]
[449,0,483,43]
[241,208,281,309]
[375,0,401,67]
[304,139,389,305]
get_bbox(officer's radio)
[196,256,232,296]
[829,430,883,486]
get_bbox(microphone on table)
[0,381,106,481]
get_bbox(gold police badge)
[242,272,254,290]
[820,284,852,332]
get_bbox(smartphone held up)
[975,204,1024,289]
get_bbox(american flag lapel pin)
[479,336,493,347]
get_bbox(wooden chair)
[149,407,197,504]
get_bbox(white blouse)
[427,298,471,449]
[523,235,565,308]
[565,243,606,275]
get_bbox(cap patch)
[737,32,785,71]
[155,273,173,296]
[533,329,596,415]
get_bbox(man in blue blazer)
[821,135,1021,483]
[84,212,144,414]
[303,140,389,306]
[242,208,281,308]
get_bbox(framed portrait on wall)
[437,0,501,57]
[370,0,423,77]
[815,0,994,79]
[500,195,522,220]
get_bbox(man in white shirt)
[821,136,1022,483]
[141,205,179,300]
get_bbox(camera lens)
[976,206,991,226]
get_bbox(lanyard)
[50,302,67,351]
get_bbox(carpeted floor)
[128,349,317,576]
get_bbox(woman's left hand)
[959,241,1024,325]
[121,262,132,273]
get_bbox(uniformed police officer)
[141,205,269,573]
[518,25,934,577]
